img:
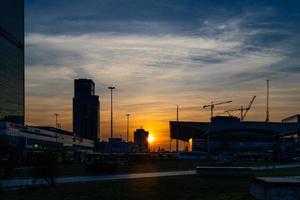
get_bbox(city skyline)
[24,0,300,148]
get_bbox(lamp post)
[108,87,116,139]
[176,105,179,152]
[54,113,59,151]
[126,114,131,142]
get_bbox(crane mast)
[242,96,256,121]
[224,96,256,121]
[203,100,232,119]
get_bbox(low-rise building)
[0,121,94,153]
[170,115,300,154]
[105,138,129,153]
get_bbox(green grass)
[10,160,214,178]
[8,160,300,178]
[2,167,300,200]
[11,160,291,178]
[0,175,255,200]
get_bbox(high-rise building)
[73,79,100,142]
[0,0,24,124]
[134,128,149,152]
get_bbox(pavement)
[251,163,300,170]
[2,163,300,190]
[0,170,196,189]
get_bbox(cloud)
[25,30,300,139]
[24,0,300,146]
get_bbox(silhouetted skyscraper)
[134,128,149,152]
[0,0,24,124]
[73,79,100,142]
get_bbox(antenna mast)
[266,80,269,122]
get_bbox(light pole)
[108,86,116,139]
[54,113,59,150]
[176,104,179,152]
[126,114,131,142]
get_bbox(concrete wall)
[250,177,300,200]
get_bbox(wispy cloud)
[25,0,300,146]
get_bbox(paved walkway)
[2,163,300,190]
[251,163,300,170]
[1,170,196,189]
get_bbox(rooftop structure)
[282,114,300,123]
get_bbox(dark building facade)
[134,128,149,152]
[73,79,100,142]
[170,115,300,153]
[0,0,24,124]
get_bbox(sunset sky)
[24,0,300,149]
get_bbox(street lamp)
[176,105,179,152]
[108,86,116,139]
[54,113,60,150]
[126,114,131,142]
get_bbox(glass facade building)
[0,0,24,124]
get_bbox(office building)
[73,79,100,142]
[134,128,149,152]
[0,0,24,124]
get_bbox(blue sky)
[25,0,300,146]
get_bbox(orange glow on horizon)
[25,89,299,150]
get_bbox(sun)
[147,134,155,143]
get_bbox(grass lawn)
[9,160,215,178]
[0,175,255,200]
[1,167,300,200]
[11,160,293,178]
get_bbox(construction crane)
[224,96,256,121]
[203,100,232,119]
[222,110,232,117]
